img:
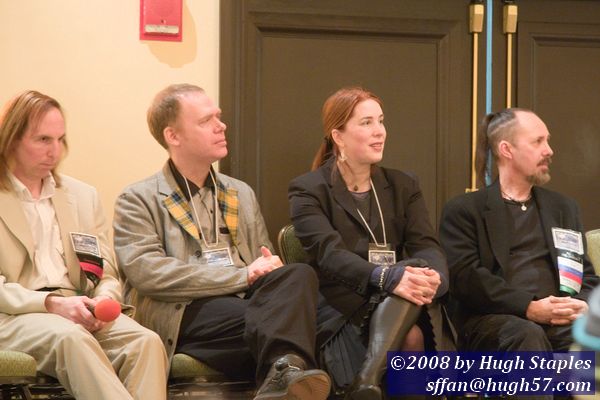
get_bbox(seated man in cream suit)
[113,84,330,400]
[0,90,168,400]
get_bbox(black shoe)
[254,354,331,400]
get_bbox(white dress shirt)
[9,173,75,290]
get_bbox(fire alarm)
[140,0,183,42]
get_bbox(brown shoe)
[254,354,331,400]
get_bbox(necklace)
[501,190,532,211]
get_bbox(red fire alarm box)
[140,0,183,42]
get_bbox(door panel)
[515,2,600,230]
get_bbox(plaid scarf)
[163,179,239,244]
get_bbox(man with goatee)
[440,108,599,353]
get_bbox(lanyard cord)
[355,178,387,247]
[184,170,219,248]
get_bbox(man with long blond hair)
[0,90,168,399]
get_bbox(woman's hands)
[393,266,441,306]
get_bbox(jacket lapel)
[323,160,364,227]
[483,182,511,271]
[533,187,561,270]
[160,164,240,245]
[369,167,394,244]
[216,180,239,245]
[0,190,35,262]
[52,186,86,291]
[163,188,200,241]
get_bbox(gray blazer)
[113,163,272,361]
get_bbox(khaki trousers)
[0,312,168,400]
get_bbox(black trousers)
[458,314,574,400]
[460,313,573,351]
[175,263,319,381]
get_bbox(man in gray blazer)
[0,90,168,400]
[113,84,330,400]
[440,108,599,353]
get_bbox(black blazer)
[289,158,448,318]
[439,181,599,328]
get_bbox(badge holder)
[368,243,396,267]
[70,232,104,286]
[201,245,234,268]
[552,228,584,295]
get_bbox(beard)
[527,171,551,186]
[526,157,552,186]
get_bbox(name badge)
[552,228,584,295]
[202,246,234,268]
[368,243,396,267]
[70,232,104,285]
[70,232,101,257]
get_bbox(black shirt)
[505,197,557,298]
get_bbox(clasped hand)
[393,265,441,306]
[526,295,588,325]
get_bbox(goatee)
[527,157,552,186]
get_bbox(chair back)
[277,224,309,264]
[586,229,600,275]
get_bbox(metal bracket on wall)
[468,0,484,193]
[503,1,518,108]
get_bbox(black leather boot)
[345,295,421,400]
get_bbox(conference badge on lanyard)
[357,179,396,267]
[551,228,584,295]
[201,245,235,268]
[368,243,396,267]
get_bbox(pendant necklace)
[501,190,532,211]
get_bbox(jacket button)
[175,304,182,310]
[167,339,173,346]
[194,250,202,257]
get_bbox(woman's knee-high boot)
[345,295,421,400]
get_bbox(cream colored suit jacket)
[0,174,121,319]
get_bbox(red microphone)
[88,299,121,322]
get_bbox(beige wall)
[0,0,220,226]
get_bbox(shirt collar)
[9,172,56,202]
[168,159,215,201]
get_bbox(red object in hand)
[91,299,121,322]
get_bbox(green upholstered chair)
[170,353,224,381]
[0,350,36,400]
[586,229,600,275]
[168,353,254,398]
[277,224,309,265]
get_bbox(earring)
[339,150,347,162]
